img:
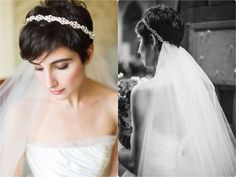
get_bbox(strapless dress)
[26,135,115,177]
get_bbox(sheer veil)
[0,55,116,176]
[0,63,44,176]
[137,42,236,176]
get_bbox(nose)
[137,44,142,56]
[45,70,58,89]
[137,46,141,55]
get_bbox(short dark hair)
[19,0,93,64]
[135,4,184,47]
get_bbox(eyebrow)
[30,58,73,66]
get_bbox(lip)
[49,88,65,95]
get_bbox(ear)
[86,45,94,64]
[150,34,157,49]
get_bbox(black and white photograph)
[118,0,236,176]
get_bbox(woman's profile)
[119,4,236,176]
[0,0,117,177]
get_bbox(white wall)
[0,0,16,79]
[0,0,118,80]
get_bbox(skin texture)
[137,34,160,68]
[119,35,160,175]
[13,46,118,177]
[119,86,151,175]
[31,47,87,101]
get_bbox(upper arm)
[13,153,25,177]
[129,86,151,173]
[108,138,118,176]
[131,86,150,130]
[107,91,118,176]
[107,90,118,134]
[1,103,27,177]
[111,91,118,125]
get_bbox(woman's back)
[131,43,236,176]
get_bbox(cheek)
[143,48,155,66]
[139,43,145,54]
[62,65,85,87]
[139,44,147,61]
[140,43,150,57]
[34,72,45,84]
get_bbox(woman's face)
[31,47,86,100]
[137,34,158,68]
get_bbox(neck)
[152,46,160,75]
[147,48,159,77]
[64,77,90,110]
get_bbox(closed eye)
[55,64,69,70]
[34,67,43,71]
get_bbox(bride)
[0,0,117,177]
[119,4,236,176]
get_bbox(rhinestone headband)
[142,18,164,42]
[26,14,95,40]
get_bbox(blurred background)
[0,0,117,175]
[0,0,118,84]
[118,0,236,136]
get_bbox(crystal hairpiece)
[142,18,164,42]
[26,14,95,40]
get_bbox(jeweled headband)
[25,14,95,40]
[142,18,164,42]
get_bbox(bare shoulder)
[132,77,171,99]
[131,82,152,101]
[130,83,153,127]
[131,85,151,111]
[8,98,31,114]
[101,85,117,122]
[91,79,117,103]
[3,97,38,125]
[90,79,118,122]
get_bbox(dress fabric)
[136,42,236,176]
[140,133,202,176]
[122,42,236,176]
[0,55,116,177]
[122,133,201,177]
[26,135,115,177]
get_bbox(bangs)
[20,21,90,64]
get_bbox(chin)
[144,62,155,69]
[141,60,147,67]
[145,65,154,69]
[51,94,68,101]
[142,60,152,68]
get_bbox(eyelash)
[55,64,69,70]
[34,67,43,71]
[34,64,69,71]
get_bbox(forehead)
[33,47,76,65]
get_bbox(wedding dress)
[123,42,236,176]
[26,135,115,177]
[0,56,116,177]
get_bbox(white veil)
[137,42,236,176]
[0,63,45,177]
[0,55,116,176]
